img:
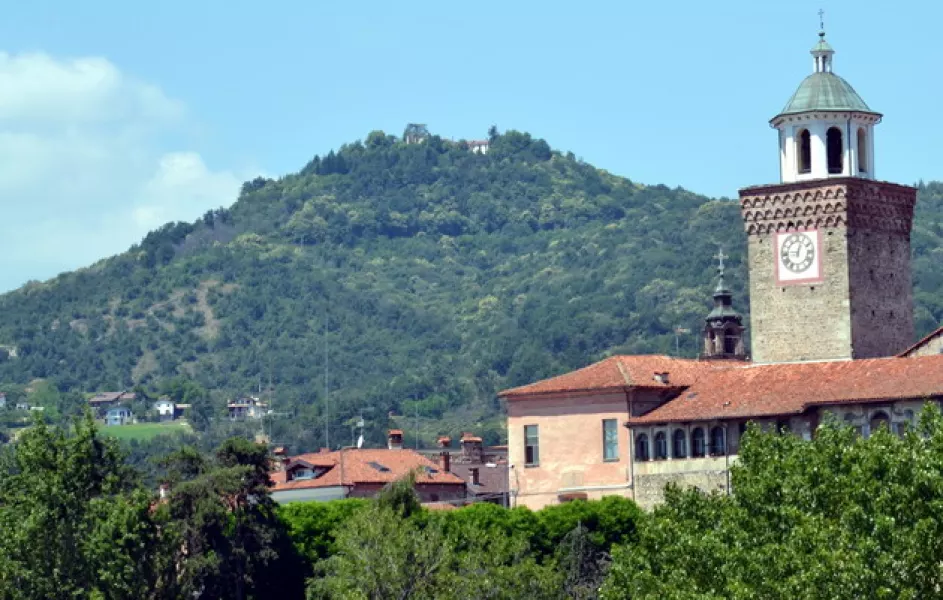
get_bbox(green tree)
[0,413,157,599]
[162,438,305,600]
[601,406,943,599]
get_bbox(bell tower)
[701,249,747,361]
[739,24,918,364]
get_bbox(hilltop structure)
[500,27,943,510]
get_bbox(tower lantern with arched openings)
[701,248,747,361]
[770,24,881,183]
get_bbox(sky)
[0,0,940,292]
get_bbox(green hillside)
[0,128,940,450]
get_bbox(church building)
[500,27,943,510]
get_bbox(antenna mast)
[324,310,330,450]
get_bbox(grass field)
[100,420,192,441]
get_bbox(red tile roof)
[899,326,943,357]
[499,355,731,398]
[628,354,943,425]
[270,448,465,492]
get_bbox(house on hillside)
[89,391,136,415]
[228,396,267,421]
[154,397,189,421]
[105,406,133,426]
[270,431,467,505]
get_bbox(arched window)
[797,129,812,174]
[724,329,738,354]
[654,432,667,460]
[857,127,868,173]
[869,411,890,436]
[691,428,706,457]
[897,409,915,437]
[635,434,650,462]
[827,127,843,174]
[672,429,687,458]
[709,426,727,456]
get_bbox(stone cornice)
[738,179,917,235]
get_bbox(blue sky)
[0,0,939,291]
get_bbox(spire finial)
[715,247,727,278]
[818,8,825,36]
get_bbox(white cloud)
[0,52,252,292]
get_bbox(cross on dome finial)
[818,8,825,35]
[715,247,727,277]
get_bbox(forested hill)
[0,129,940,449]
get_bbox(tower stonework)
[740,179,917,363]
[740,28,918,364]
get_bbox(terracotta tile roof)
[270,448,465,492]
[899,325,943,357]
[628,354,943,425]
[499,355,732,398]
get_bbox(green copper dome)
[777,72,877,118]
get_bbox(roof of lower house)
[450,463,509,496]
[499,355,732,398]
[628,354,943,425]
[89,391,136,404]
[270,448,465,492]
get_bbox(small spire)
[810,11,835,74]
[714,247,728,292]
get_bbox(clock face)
[780,233,815,273]
[774,230,822,284]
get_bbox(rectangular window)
[524,425,540,466]
[602,419,619,461]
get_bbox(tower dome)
[770,28,881,183]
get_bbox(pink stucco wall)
[506,391,633,510]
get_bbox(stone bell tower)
[739,25,918,364]
[701,249,747,361]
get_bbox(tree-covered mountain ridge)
[1,128,941,448]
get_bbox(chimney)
[469,467,480,486]
[460,432,483,463]
[439,451,451,473]
[388,429,404,450]
[436,435,452,448]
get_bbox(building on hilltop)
[468,140,490,154]
[270,430,467,505]
[500,25,943,511]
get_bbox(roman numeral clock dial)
[775,230,822,284]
